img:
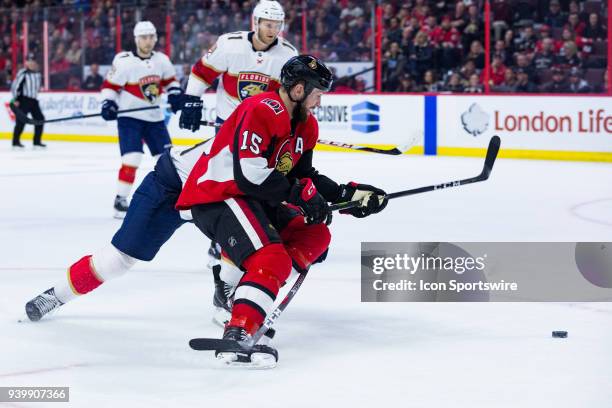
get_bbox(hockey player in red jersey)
[23,56,387,369]
[101,21,183,218]
[176,55,388,367]
[178,0,298,324]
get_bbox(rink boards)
[1,91,610,162]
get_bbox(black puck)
[552,331,568,338]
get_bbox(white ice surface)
[1,142,611,408]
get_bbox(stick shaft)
[244,271,308,348]
[10,102,158,125]
[331,136,501,212]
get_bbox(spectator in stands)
[489,55,507,86]
[541,66,569,92]
[50,49,70,89]
[557,41,582,68]
[560,27,585,54]
[408,30,434,81]
[395,73,416,92]
[323,32,351,61]
[314,18,330,44]
[535,25,561,53]
[503,29,516,57]
[514,23,537,56]
[412,0,429,25]
[544,0,567,28]
[515,53,535,81]
[82,63,103,90]
[514,67,537,92]
[493,67,517,92]
[567,67,591,93]
[340,0,364,21]
[464,73,483,93]
[67,76,81,91]
[421,69,440,92]
[85,37,107,65]
[451,1,467,33]
[583,13,607,41]
[567,13,585,37]
[383,41,405,91]
[493,39,513,66]
[491,0,513,41]
[533,38,556,70]
[568,1,588,23]
[386,17,402,44]
[460,59,478,82]
[65,40,82,66]
[430,15,461,70]
[443,71,464,92]
[466,40,485,69]
[462,5,483,52]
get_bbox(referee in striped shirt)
[11,53,45,149]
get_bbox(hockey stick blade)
[480,135,501,179]
[330,135,501,211]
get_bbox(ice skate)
[214,326,278,369]
[24,288,64,322]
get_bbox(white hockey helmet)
[133,21,157,37]
[253,1,285,31]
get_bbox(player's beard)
[292,103,308,123]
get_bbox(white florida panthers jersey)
[101,51,179,122]
[186,31,298,120]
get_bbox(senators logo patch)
[275,140,294,175]
[139,75,161,103]
[237,72,270,101]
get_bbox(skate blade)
[215,352,277,369]
[212,307,230,328]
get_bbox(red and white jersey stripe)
[101,51,179,122]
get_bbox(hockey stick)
[199,120,418,156]
[9,102,158,126]
[315,139,410,155]
[330,135,501,212]
[189,271,308,352]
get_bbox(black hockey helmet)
[281,55,333,100]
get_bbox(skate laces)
[33,290,62,315]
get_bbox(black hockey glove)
[101,99,118,121]
[337,182,388,218]
[179,94,203,132]
[167,87,183,113]
[288,178,332,225]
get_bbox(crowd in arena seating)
[0,0,609,93]
[381,0,609,93]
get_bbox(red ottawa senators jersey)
[175,91,319,209]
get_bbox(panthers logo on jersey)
[238,72,271,101]
[139,75,161,103]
